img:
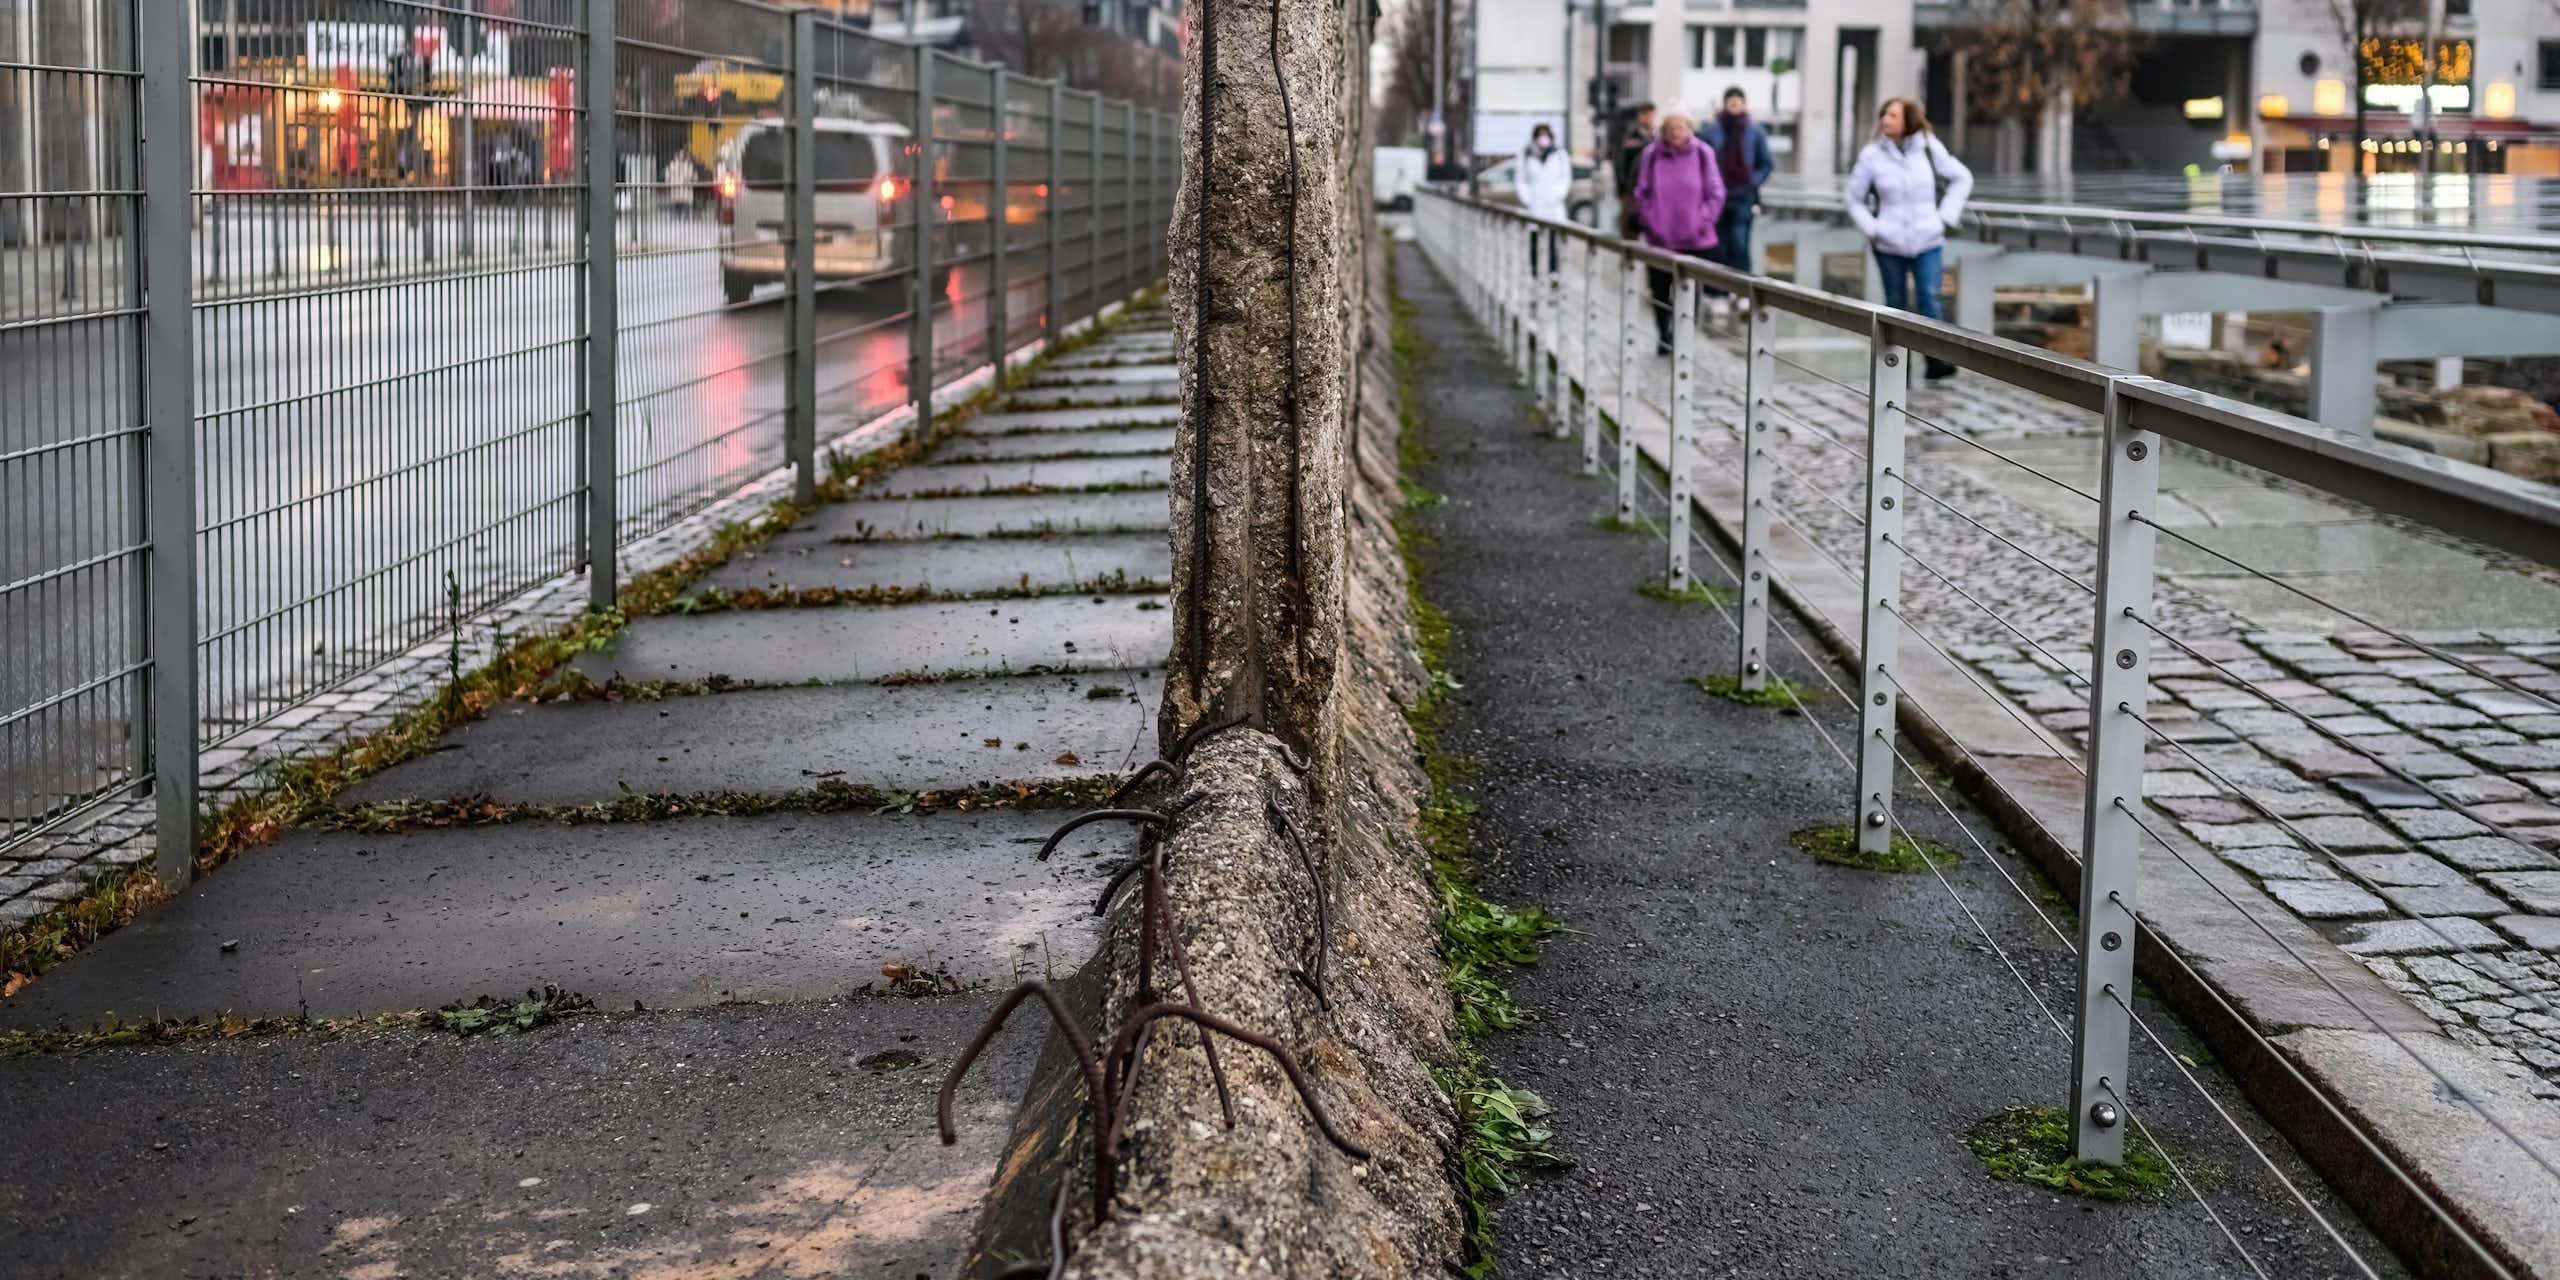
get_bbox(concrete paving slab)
[704,532,1171,597]
[569,594,1169,686]
[786,489,1168,541]
[341,670,1161,806]
[0,995,1033,1280]
[996,382,1180,408]
[872,455,1169,497]
[2157,522,2489,577]
[1,809,1127,1024]
[967,404,1180,433]
[2175,569,2560,635]
[1025,363,1177,385]
[936,425,1175,460]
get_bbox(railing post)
[909,45,938,432]
[1122,104,1138,302]
[1547,237,1571,437]
[2071,383,2159,1166]
[1086,91,1103,315]
[1579,237,1600,463]
[786,8,817,503]
[988,66,1011,382]
[140,0,199,884]
[1046,79,1062,339]
[1854,319,1910,856]
[1668,272,1697,590]
[1737,290,1777,692]
[581,0,619,610]
[1614,252,1638,518]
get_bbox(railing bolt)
[2101,931,2122,951]
[2115,649,2136,669]
[1865,810,1888,829]
[1885,352,1900,367]
[2089,1100,2122,1129]
[2127,441,2149,461]
[1744,661,1763,676]
[1872,692,1887,707]
[1879,496,1895,510]
[1750,570,1763,582]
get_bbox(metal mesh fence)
[0,0,1172,874]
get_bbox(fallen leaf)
[982,738,1003,748]
[1054,752,1081,766]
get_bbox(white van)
[716,116,913,304]
[1374,146,1426,210]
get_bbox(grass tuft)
[1964,1105,2193,1201]
[1637,577,1736,607]
[1695,672,1822,711]
[1787,823,1960,875]
[1589,513,1654,536]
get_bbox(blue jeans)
[1872,247,1944,321]
[1706,203,1755,294]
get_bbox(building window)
[1691,24,1796,70]
[2541,39,2560,92]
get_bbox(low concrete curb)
[1588,386,2560,1278]
[961,257,1466,1276]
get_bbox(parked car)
[1374,145,1426,210]
[1473,156,1598,226]
[716,116,911,305]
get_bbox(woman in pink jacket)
[1630,101,1726,356]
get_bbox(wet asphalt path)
[1395,247,2405,1279]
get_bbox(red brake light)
[876,177,899,201]
[716,171,739,200]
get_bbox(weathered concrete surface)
[1027,364,1180,386]
[703,532,1171,598]
[996,382,1182,407]
[0,995,1031,1280]
[3,810,1126,1025]
[1396,250,2407,1278]
[871,456,1170,497]
[967,404,1182,433]
[340,671,1161,806]
[567,595,1171,686]
[933,426,1178,461]
[780,490,1169,541]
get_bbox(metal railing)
[1419,187,2560,1272]
[0,0,1172,882]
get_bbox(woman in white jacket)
[1517,123,1573,277]
[1843,97,1972,379]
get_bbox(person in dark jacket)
[1697,86,1774,306]
[1612,102,1655,240]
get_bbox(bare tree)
[1936,0,2137,172]
[2326,0,2430,166]
[964,0,1182,110]
[1373,0,1437,144]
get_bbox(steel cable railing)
[1423,187,2560,1273]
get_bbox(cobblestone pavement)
[1531,268,2560,1101]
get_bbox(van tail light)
[715,169,739,226]
[876,176,900,202]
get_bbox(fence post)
[1548,238,1571,438]
[581,0,619,610]
[1854,319,1910,856]
[787,8,818,503]
[1149,110,1163,279]
[1737,290,1776,692]
[988,67,1011,383]
[140,0,199,885]
[1122,104,1138,302]
[1086,91,1103,316]
[1614,252,1638,520]
[909,45,938,432]
[2071,382,2158,1165]
[1668,272,1696,591]
[1046,80,1062,339]
[1578,238,1600,463]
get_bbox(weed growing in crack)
[1589,512,1654,536]
[1637,577,1736,607]
[1964,1105,2196,1201]
[430,986,597,1037]
[1787,823,1960,874]
[1695,672,1822,711]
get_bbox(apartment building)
[2249,0,2560,175]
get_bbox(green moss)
[1392,244,1565,1278]
[1964,1105,2193,1201]
[1787,823,1960,875]
[322,775,1119,834]
[1695,672,1822,711]
[1637,577,1736,607]
[1589,513,1655,536]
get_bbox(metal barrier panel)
[1055,91,1093,328]
[929,49,994,391]
[1,0,148,859]
[999,72,1051,355]
[805,18,918,428]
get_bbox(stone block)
[2380,701,2493,730]
[2493,916,2560,950]
[2333,776,2445,809]
[2341,917,2505,955]
[2484,872,2560,915]
[2335,853,2467,886]
[2430,837,2560,873]
[2220,846,2337,880]
[2380,752,2481,780]
[2289,815,2403,851]
[2264,879,2391,919]
[2378,884,2512,917]
[2379,809,2490,841]
[2185,821,2295,850]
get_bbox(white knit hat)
[1657,99,1696,129]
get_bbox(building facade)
[1472,0,1919,177]
[2249,0,2560,176]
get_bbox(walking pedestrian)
[1613,102,1655,241]
[1630,101,1725,356]
[1844,96,1973,380]
[663,148,701,219]
[1517,123,1572,279]
[1698,86,1773,315]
